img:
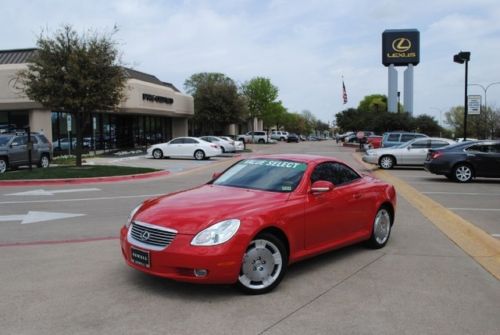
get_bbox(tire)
[379,155,395,169]
[38,154,50,168]
[280,137,285,141]
[194,150,205,160]
[221,146,225,154]
[453,164,473,183]
[367,207,393,249]
[445,173,454,181]
[258,139,265,144]
[237,233,288,295]
[0,157,7,174]
[152,149,163,159]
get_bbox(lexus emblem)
[140,231,151,241]
[392,38,411,52]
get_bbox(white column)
[388,64,398,113]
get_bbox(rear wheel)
[194,150,205,160]
[453,164,473,182]
[221,146,225,153]
[379,155,395,169]
[258,139,265,144]
[38,154,50,168]
[237,233,287,295]
[0,157,7,173]
[152,149,163,159]
[367,207,393,249]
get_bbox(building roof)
[0,48,180,92]
[0,48,37,64]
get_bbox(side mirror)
[212,172,222,180]
[311,180,334,193]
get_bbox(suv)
[0,133,52,173]
[270,131,289,141]
[381,132,428,148]
[237,131,268,144]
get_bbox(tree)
[445,105,500,139]
[184,72,246,135]
[19,25,126,166]
[262,101,287,129]
[241,77,279,133]
[412,115,441,136]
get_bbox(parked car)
[381,132,428,148]
[220,136,245,151]
[0,132,52,173]
[365,135,383,150]
[199,136,235,153]
[287,133,300,143]
[363,137,455,169]
[120,154,396,294]
[237,131,268,144]
[424,140,500,182]
[147,137,221,160]
[270,130,289,141]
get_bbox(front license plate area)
[131,247,150,268]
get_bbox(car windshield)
[213,159,307,193]
[0,135,12,146]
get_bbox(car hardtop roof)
[246,154,344,164]
[383,131,427,135]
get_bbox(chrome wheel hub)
[380,157,393,169]
[374,209,391,244]
[41,156,49,168]
[456,166,471,182]
[239,239,282,289]
[0,160,6,173]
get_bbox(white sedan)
[147,137,222,160]
[362,137,456,169]
[220,136,245,151]
[199,136,235,153]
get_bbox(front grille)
[130,221,176,248]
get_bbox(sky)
[2,0,500,125]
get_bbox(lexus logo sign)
[382,29,420,66]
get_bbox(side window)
[430,140,449,148]
[491,144,500,153]
[410,140,429,148]
[30,136,39,144]
[401,134,415,142]
[13,136,28,145]
[170,138,184,144]
[387,134,399,141]
[311,162,360,186]
[184,138,198,144]
[466,145,487,153]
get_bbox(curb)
[352,152,500,280]
[0,170,170,187]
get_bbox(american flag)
[342,80,348,104]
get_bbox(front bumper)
[120,226,244,284]
[362,155,379,165]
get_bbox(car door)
[468,144,500,177]
[182,138,202,157]
[165,138,185,156]
[304,162,368,250]
[401,139,430,165]
[9,135,28,164]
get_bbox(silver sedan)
[362,137,456,169]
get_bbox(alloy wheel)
[0,159,6,173]
[379,156,394,169]
[373,209,391,245]
[454,165,472,182]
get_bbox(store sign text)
[142,93,174,104]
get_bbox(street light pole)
[454,51,471,141]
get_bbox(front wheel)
[379,155,395,169]
[367,207,392,249]
[152,149,163,159]
[0,158,7,173]
[194,150,205,160]
[237,233,287,295]
[258,139,265,144]
[38,154,50,168]
[453,164,473,182]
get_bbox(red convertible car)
[120,154,396,294]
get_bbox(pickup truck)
[236,131,268,143]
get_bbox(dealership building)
[0,48,194,152]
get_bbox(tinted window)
[311,162,360,186]
[466,145,489,153]
[170,138,184,144]
[387,134,399,141]
[401,134,416,142]
[13,136,27,145]
[184,138,198,144]
[410,140,429,148]
[214,159,307,192]
[37,135,49,143]
[0,135,11,145]
[430,140,450,148]
[30,136,38,144]
[491,144,500,153]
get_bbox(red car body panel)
[120,154,396,284]
[367,136,383,149]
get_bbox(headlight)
[126,203,142,228]
[191,219,240,246]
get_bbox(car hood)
[134,185,290,234]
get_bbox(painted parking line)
[0,193,164,205]
[423,192,500,196]
[448,208,500,212]
[493,234,500,238]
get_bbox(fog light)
[194,269,208,277]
